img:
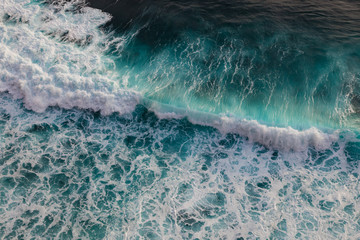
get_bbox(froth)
[0,0,139,115]
[151,103,338,151]
[214,116,338,151]
[0,94,358,239]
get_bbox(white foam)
[149,102,338,151]
[210,116,338,151]
[0,0,139,115]
[0,93,356,240]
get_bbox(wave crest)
[0,0,338,151]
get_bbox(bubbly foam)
[202,117,338,151]
[150,102,339,151]
[0,0,139,115]
[0,94,359,239]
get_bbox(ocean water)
[1,0,360,239]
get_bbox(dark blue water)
[1,0,360,239]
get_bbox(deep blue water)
[1,0,360,239]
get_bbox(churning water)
[1,0,360,238]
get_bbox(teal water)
[96,0,360,129]
[1,0,360,239]
[1,94,360,239]
[114,24,360,129]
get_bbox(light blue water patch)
[0,94,359,239]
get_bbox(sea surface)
[1,0,360,239]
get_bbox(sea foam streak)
[150,103,339,151]
[0,0,337,151]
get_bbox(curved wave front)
[1,1,360,239]
[0,0,353,151]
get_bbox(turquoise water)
[99,0,360,130]
[1,0,360,239]
[114,24,360,129]
[1,94,360,239]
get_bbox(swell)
[0,0,353,151]
[87,0,360,130]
